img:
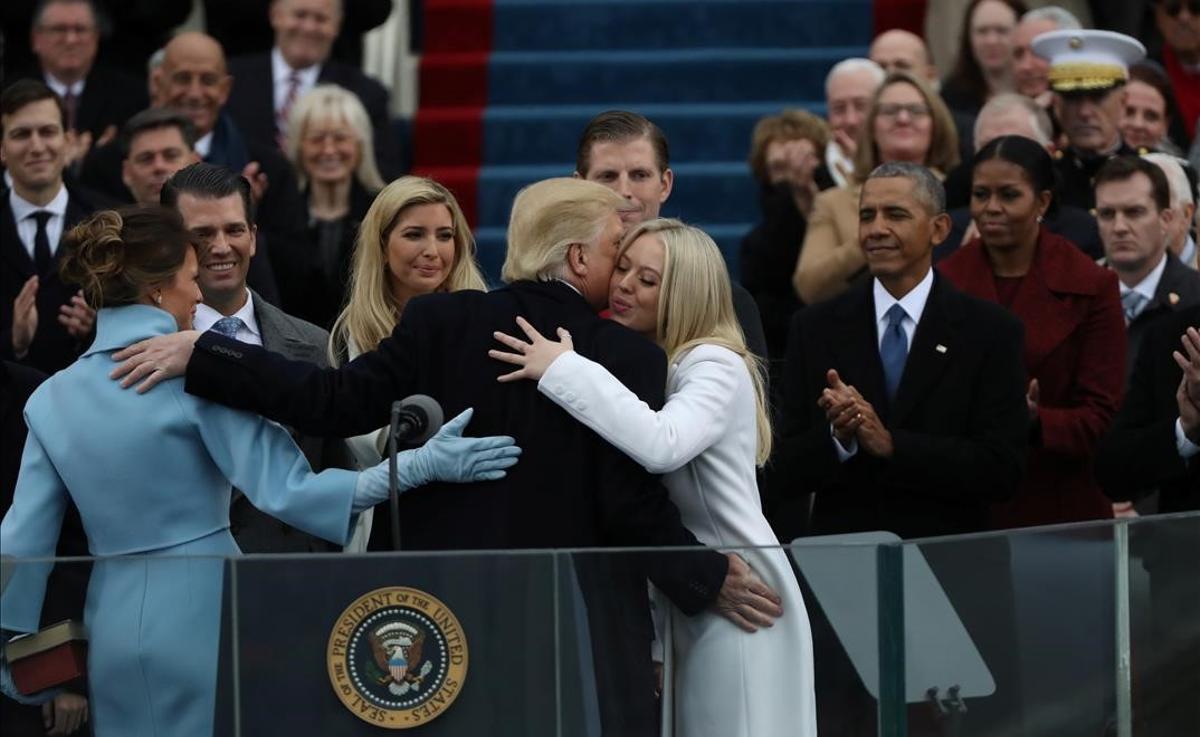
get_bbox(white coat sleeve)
[538,346,742,473]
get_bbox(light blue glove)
[353,408,521,511]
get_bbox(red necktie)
[276,72,302,150]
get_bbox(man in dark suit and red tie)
[223,0,400,178]
[1,80,96,374]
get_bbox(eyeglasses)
[37,24,96,38]
[876,103,930,120]
[1159,0,1200,17]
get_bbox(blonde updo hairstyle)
[621,218,773,466]
[59,207,194,310]
[329,176,487,363]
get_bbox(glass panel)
[1125,512,1200,737]
[899,522,1120,737]
[0,554,233,737]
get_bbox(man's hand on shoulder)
[110,330,201,393]
[712,553,783,632]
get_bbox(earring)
[155,292,163,305]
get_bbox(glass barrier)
[1,512,1196,737]
[1123,512,1200,737]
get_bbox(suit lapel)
[1148,253,1199,315]
[829,284,890,419]
[891,276,956,425]
[252,291,323,362]
[1,199,35,279]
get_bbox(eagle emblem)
[368,621,435,696]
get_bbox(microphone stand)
[388,400,402,551]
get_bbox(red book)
[6,620,87,695]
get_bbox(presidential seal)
[327,587,468,729]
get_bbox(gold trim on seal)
[327,587,469,730]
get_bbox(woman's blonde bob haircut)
[329,176,487,363]
[287,84,386,192]
[622,218,773,466]
[852,71,960,182]
[501,177,627,283]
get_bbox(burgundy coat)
[939,228,1126,528]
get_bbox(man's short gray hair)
[1021,6,1082,30]
[825,58,886,98]
[867,161,946,214]
[974,93,1054,148]
[1143,153,1196,207]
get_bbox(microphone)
[390,394,444,445]
[387,395,444,550]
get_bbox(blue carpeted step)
[487,47,866,105]
[474,222,754,286]
[483,102,826,166]
[492,0,873,51]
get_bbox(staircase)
[413,0,873,281]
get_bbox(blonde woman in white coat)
[490,218,816,737]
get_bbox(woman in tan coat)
[793,71,959,304]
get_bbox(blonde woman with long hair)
[331,176,487,550]
[490,219,816,737]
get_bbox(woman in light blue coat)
[0,208,519,737]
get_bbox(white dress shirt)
[194,131,213,159]
[43,73,85,102]
[193,290,263,345]
[834,268,935,460]
[1119,251,1167,308]
[10,185,69,261]
[1177,419,1200,459]
[825,140,854,189]
[271,47,321,128]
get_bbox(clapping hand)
[1175,327,1200,442]
[489,316,573,382]
[818,369,894,457]
[58,291,95,339]
[11,276,38,358]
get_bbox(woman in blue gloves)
[0,207,520,737]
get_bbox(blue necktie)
[880,304,908,402]
[210,316,243,340]
[1121,291,1147,324]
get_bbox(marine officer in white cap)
[1033,29,1147,210]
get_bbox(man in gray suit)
[161,162,349,552]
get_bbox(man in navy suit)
[778,161,1028,538]
[1,79,96,374]
[224,0,400,178]
[776,162,1029,737]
